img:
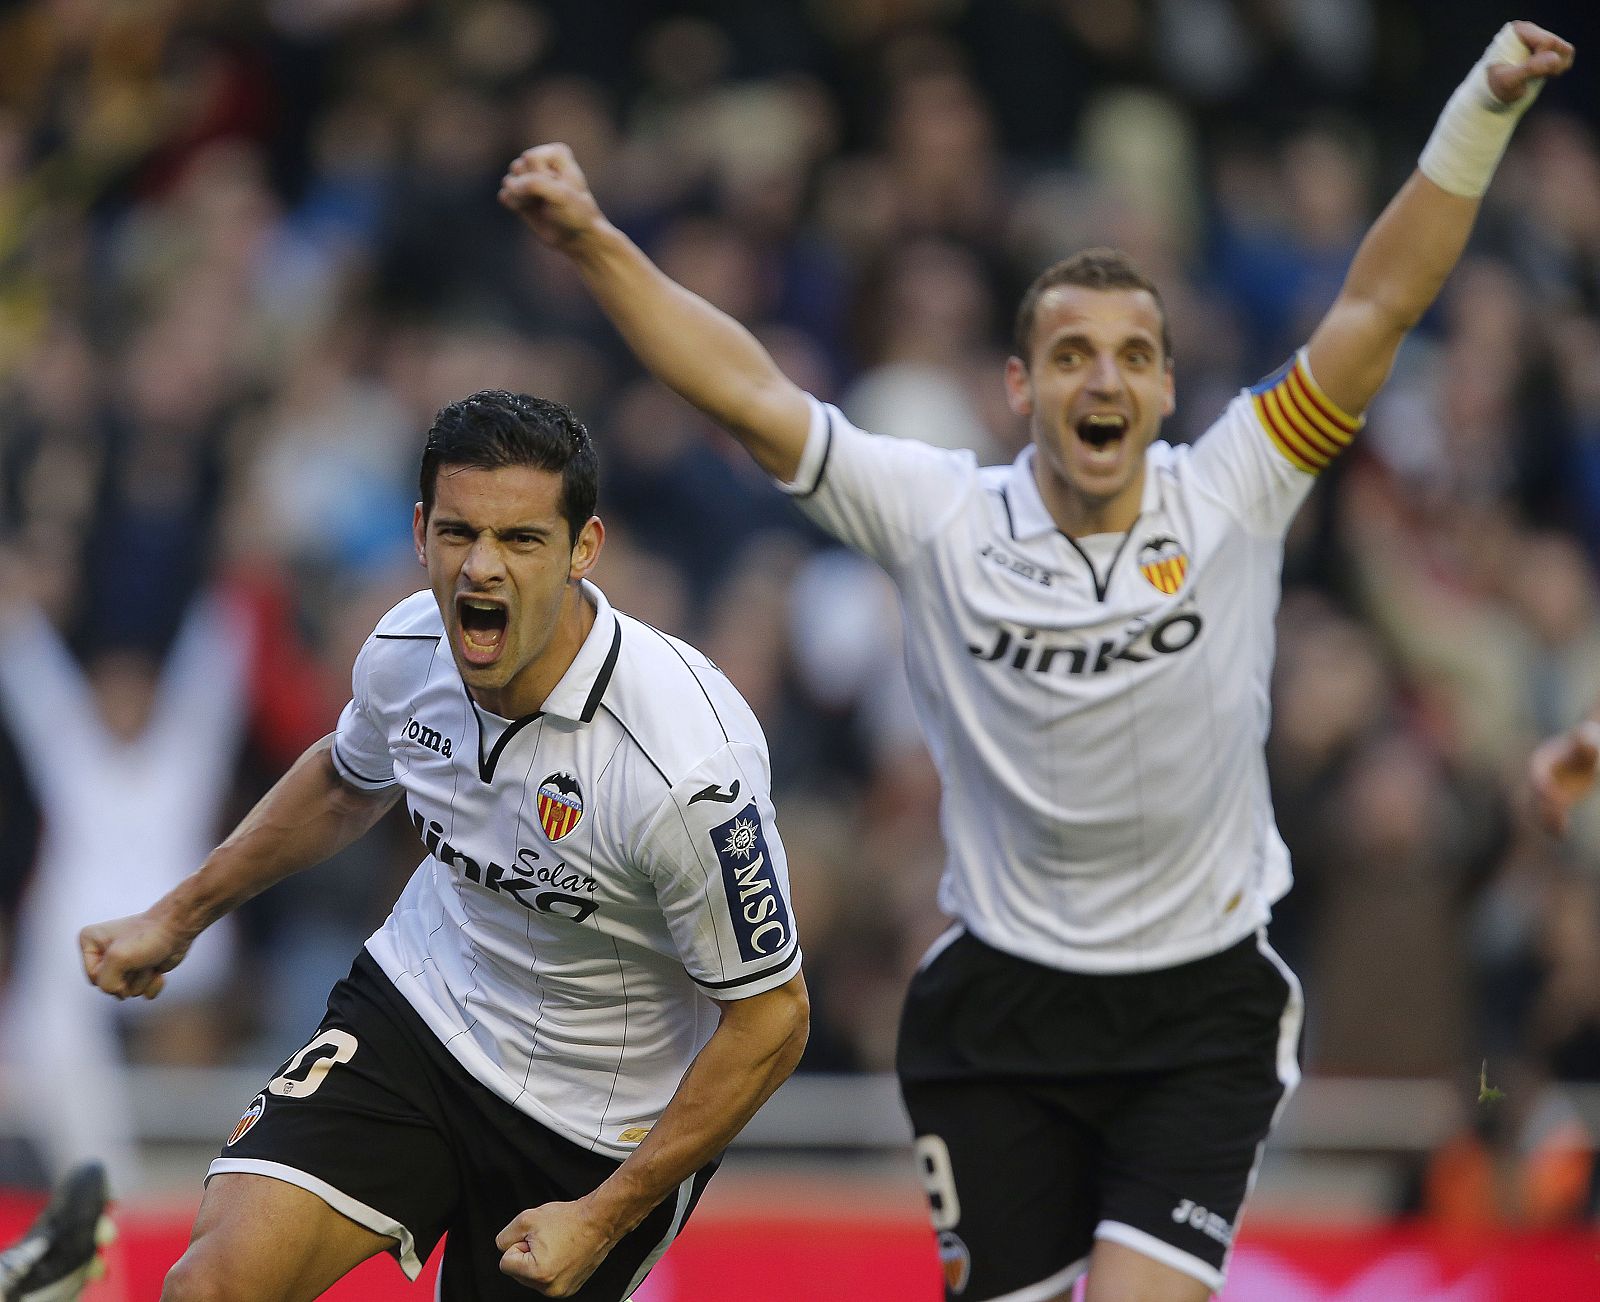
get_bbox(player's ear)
[1162,362,1176,419]
[412,503,427,566]
[1004,355,1033,418]
[569,516,604,583]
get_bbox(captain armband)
[1418,23,1544,198]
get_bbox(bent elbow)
[776,977,811,1072]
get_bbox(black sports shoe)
[0,1163,115,1301]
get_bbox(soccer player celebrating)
[500,22,1573,1302]
[80,392,808,1300]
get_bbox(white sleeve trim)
[330,736,398,791]
[693,944,804,1001]
[774,395,833,496]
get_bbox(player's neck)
[1034,457,1145,539]
[473,585,597,719]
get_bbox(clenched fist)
[496,1196,620,1296]
[498,144,606,250]
[80,909,193,1001]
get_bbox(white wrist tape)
[1419,23,1544,197]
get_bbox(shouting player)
[500,21,1573,1302]
[80,392,808,1300]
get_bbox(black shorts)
[213,951,715,1301]
[897,929,1302,1301]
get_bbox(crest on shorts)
[226,1093,266,1147]
[937,1230,972,1294]
[1138,535,1188,595]
[537,772,584,841]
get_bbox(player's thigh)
[1083,1237,1213,1302]
[163,1172,393,1302]
[900,1076,1099,1302]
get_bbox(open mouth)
[1075,412,1128,460]
[457,596,509,667]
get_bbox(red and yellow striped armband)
[1248,352,1361,474]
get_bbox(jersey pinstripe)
[328,582,801,1159]
[783,350,1357,973]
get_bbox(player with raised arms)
[79,391,808,1300]
[500,22,1573,1302]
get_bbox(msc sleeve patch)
[709,802,794,964]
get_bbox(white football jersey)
[784,351,1357,973]
[327,582,801,1158]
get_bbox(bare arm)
[496,973,809,1296]
[1530,715,1600,836]
[80,736,399,999]
[498,146,812,482]
[1307,21,1574,415]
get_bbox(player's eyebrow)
[492,522,556,540]
[1049,332,1094,351]
[1049,330,1157,353]
[431,515,555,538]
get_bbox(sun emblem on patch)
[722,818,760,861]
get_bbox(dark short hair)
[419,390,599,542]
[1013,248,1172,365]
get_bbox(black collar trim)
[579,620,622,724]
[1058,514,1142,603]
[470,699,543,784]
[998,485,1018,541]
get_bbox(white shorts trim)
[975,1253,1089,1302]
[917,924,965,972]
[1095,1220,1223,1294]
[1253,931,1306,1110]
[207,1157,423,1280]
[621,1172,696,1298]
[1221,933,1306,1279]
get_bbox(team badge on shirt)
[710,803,792,962]
[1138,536,1189,595]
[537,772,585,841]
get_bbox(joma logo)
[1171,1198,1233,1246]
[403,716,453,757]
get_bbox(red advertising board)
[5,1195,1599,1301]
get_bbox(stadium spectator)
[0,573,249,1195]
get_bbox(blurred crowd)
[3,0,1600,1218]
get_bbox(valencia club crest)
[1138,535,1189,596]
[537,772,584,841]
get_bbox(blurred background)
[4,0,1600,1294]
